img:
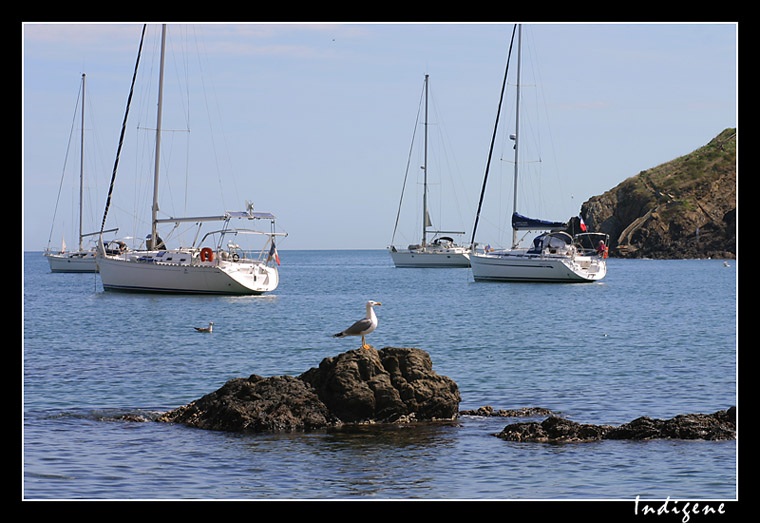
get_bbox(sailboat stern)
[223,260,279,294]
[565,255,607,281]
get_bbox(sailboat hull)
[45,252,99,273]
[97,253,278,295]
[390,250,470,268]
[470,252,606,282]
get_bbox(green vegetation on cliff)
[578,128,736,259]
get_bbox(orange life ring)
[200,247,214,262]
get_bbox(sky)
[22,22,737,252]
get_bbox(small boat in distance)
[389,74,470,268]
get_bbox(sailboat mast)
[422,74,429,247]
[78,73,85,251]
[151,24,167,250]
[511,24,522,249]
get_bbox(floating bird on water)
[194,322,214,333]
[333,301,381,349]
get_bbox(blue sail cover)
[511,212,566,231]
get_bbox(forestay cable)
[100,24,147,235]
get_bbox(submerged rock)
[605,407,736,441]
[157,347,460,433]
[495,407,736,443]
[459,406,555,418]
[497,416,615,443]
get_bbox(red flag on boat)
[579,216,587,232]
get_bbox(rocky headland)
[570,128,736,259]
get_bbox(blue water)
[23,251,737,500]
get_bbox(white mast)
[511,24,522,249]
[78,73,85,251]
[422,74,429,247]
[151,24,167,250]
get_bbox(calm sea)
[22,250,737,501]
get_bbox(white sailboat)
[469,25,608,283]
[389,74,470,268]
[45,235,99,273]
[44,73,117,273]
[96,24,285,295]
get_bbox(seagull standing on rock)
[333,301,381,349]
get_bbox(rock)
[299,346,461,423]
[156,375,336,433]
[605,406,736,441]
[157,347,460,433]
[497,416,615,443]
[459,405,554,417]
[495,407,736,443]
[378,346,461,421]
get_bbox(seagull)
[333,301,381,349]
[194,322,214,333]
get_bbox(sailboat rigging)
[96,24,285,295]
[469,24,608,283]
[389,74,470,268]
